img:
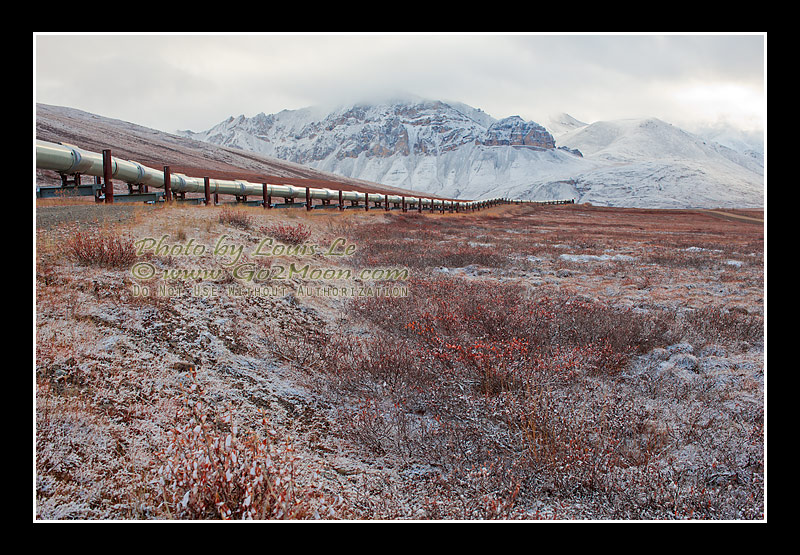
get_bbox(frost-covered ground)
[35,201,765,520]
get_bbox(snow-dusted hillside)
[545,113,589,137]
[179,98,764,208]
[552,118,764,208]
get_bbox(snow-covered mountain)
[550,117,764,208]
[179,98,764,208]
[545,113,589,137]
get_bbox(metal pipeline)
[36,140,479,209]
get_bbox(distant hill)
[553,117,764,208]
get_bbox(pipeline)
[35,140,498,210]
[36,139,576,208]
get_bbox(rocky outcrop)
[558,145,583,157]
[478,116,556,149]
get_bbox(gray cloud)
[35,33,765,134]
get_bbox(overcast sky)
[34,33,766,136]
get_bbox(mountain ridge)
[179,98,764,209]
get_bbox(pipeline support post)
[163,166,172,202]
[93,176,102,203]
[102,149,114,204]
[339,190,344,211]
[263,183,269,209]
[204,177,211,206]
[306,187,312,211]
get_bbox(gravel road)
[35,203,152,231]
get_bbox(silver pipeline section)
[36,140,499,209]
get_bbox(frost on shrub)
[260,222,312,245]
[311,275,764,519]
[218,207,252,230]
[154,371,334,520]
[65,229,137,268]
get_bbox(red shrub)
[155,371,333,520]
[65,229,137,268]
[260,222,312,245]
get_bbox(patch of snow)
[559,253,636,263]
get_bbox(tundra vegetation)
[35,201,764,520]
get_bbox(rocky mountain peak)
[181,98,557,165]
[481,116,555,149]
